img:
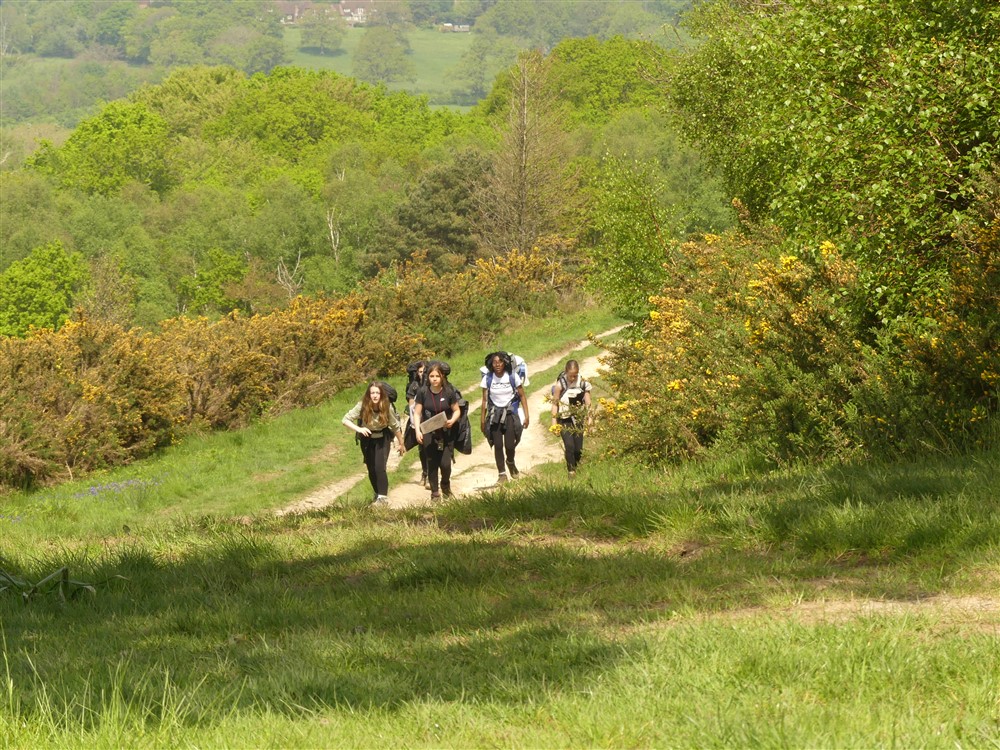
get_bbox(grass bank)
[2,311,999,748]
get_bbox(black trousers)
[488,412,519,474]
[426,439,454,494]
[359,434,391,496]
[558,417,584,471]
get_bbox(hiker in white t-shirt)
[480,352,530,484]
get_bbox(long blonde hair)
[360,382,391,426]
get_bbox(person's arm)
[584,389,594,427]
[342,403,372,437]
[517,385,529,428]
[414,402,425,445]
[445,399,460,428]
[388,407,405,453]
[480,388,488,432]
[550,381,563,418]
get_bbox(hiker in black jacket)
[413,362,461,501]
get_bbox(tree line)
[1,36,727,334]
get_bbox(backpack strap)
[485,370,520,409]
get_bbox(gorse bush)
[0,247,572,489]
[599,220,1000,465]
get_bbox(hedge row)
[0,246,571,489]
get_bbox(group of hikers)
[341,351,593,506]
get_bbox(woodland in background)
[599,0,1000,464]
[1,0,998,488]
[0,31,727,489]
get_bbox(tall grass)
[2,311,998,748]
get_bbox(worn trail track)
[276,328,622,516]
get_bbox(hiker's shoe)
[506,461,520,478]
[430,492,441,501]
[441,484,453,498]
[371,495,390,507]
[421,472,429,489]
[568,470,576,479]
[496,472,508,485]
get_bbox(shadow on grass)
[439,446,1000,562]
[2,445,996,727]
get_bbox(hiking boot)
[496,473,508,485]
[430,491,441,501]
[421,472,429,489]
[568,470,576,479]
[441,484,453,498]
[506,461,520,478]
[371,495,390,507]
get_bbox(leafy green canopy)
[0,242,87,337]
[669,0,1000,322]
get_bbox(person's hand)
[416,430,424,445]
[446,417,457,428]
[523,415,530,429]
[358,426,372,437]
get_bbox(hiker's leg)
[426,445,442,494]
[490,423,506,473]
[371,435,391,496]
[570,430,584,470]
[439,444,454,493]
[560,420,576,471]
[503,414,518,465]
[361,439,379,494]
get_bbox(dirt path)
[276,327,622,516]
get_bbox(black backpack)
[406,361,424,384]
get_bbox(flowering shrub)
[0,247,573,489]
[599,223,1000,465]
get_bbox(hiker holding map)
[413,362,461,501]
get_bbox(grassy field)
[284,26,475,106]
[2,308,999,748]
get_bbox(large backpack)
[552,372,588,406]
[482,351,528,404]
[406,361,424,384]
[484,371,520,411]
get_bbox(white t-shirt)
[481,370,523,409]
[556,376,591,418]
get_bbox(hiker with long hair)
[342,381,405,506]
[413,362,461,501]
[480,352,529,484]
[550,359,593,478]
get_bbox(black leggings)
[359,434,391,496]
[558,418,584,471]
[489,412,519,473]
[426,440,454,494]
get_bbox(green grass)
[0,305,624,542]
[2,308,1000,748]
[284,26,475,105]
